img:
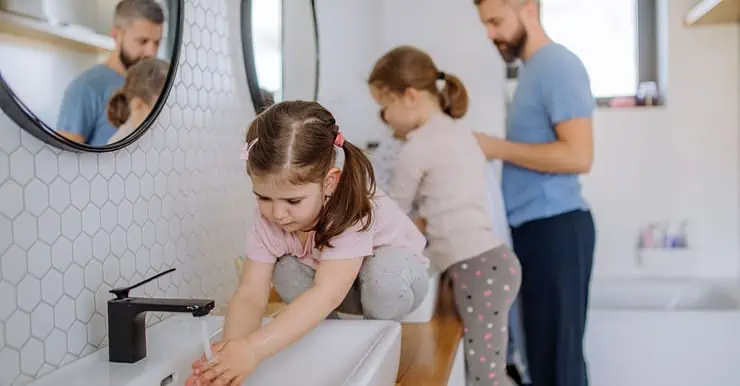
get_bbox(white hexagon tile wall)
[0,1,255,384]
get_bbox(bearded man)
[57,0,165,145]
[473,1,597,386]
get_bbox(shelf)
[0,10,114,52]
[686,0,740,26]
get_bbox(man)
[473,1,596,386]
[56,0,164,145]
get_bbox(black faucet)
[107,268,215,363]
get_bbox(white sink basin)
[28,315,402,386]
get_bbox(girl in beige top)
[369,45,521,386]
[106,58,169,145]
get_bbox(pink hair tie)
[240,138,259,160]
[333,132,345,147]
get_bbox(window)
[540,0,658,100]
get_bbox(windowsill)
[595,96,664,110]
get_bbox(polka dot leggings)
[449,245,522,386]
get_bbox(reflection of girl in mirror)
[368,45,522,386]
[186,101,430,386]
[106,57,169,144]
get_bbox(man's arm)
[476,118,593,173]
[55,81,95,144]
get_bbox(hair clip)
[333,131,345,147]
[240,138,259,160]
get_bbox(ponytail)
[314,137,376,250]
[107,90,130,128]
[439,72,468,119]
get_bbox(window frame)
[508,0,660,107]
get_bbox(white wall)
[316,0,740,279]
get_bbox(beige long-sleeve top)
[387,113,504,272]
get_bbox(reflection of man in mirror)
[56,0,165,146]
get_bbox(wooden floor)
[264,279,463,385]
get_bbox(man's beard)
[494,25,527,63]
[120,47,142,70]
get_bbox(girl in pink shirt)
[188,100,429,386]
[369,46,522,386]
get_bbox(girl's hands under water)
[185,339,261,386]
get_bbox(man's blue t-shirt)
[503,43,595,227]
[56,64,124,146]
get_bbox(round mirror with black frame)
[0,0,183,153]
[242,0,319,113]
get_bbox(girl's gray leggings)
[449,244,522,385]
[271,246,430,321]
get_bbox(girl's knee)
[360,278,415,320]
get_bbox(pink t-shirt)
[245,191,430,269]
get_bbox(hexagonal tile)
[78,154,99,181]
[35,148,59,184]
[60,206,82,240]
[0,180,23,218]
[98,153,116,179]
[133,199,148,226]
[102,256,120,286]
[126,226,142,252]
[116,199,133,229]
[90,175,109,208]
[6,310,31,349]
[67,320,87,355]
[81,205,101,236]
[38,209,61,245]
[140,173,154,198]
[87,313,106,347]
[0,320,4,347]
[12,212,38,249]
[120,250,135,280]
[75,289,95,323]
[1,245,27,285]
[92,231,110,262]
[135,250,151,275]
[115,150,132,176]
[0,215,11,253]
[100,202,118,233]
[9,148,34,185]
[63,264,84,298]
[84,260,103,291]
[27,242,51,278]
[0,151,9,183]
[31,303,54,339]
[131,149,146,177]
[17,275,41,312]
[49,178,71,213]
[44,329,67,366]
[109,226,126,257]
[20,338,44,376]
[57,152,79,183]
[108,175,125,205]
[41,269,63,305]
[50,237,73,272]
[0,280,16,320]
[70,177,91,210]
[148,196,162,219]
[23,179,49,216]
[72,233,92,266]
[124,174,141,202]
[0,347,21,385]
[53,296,75,330]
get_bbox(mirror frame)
[241,0,320,113]
[0,0,184,153]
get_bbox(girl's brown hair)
[368,45,468,119]
[245,100,376,250]
[107,58,169,128]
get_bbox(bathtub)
[585,278,740,386]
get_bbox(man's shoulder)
[66,64,123,95]
[534,43,588,77]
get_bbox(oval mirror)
[242,0,319,113]
[0,0,183,152]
